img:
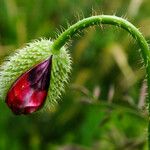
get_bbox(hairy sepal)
[0,39,71,110]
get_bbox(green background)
[0,0,150,149]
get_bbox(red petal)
[6,56,52,115]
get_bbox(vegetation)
[0,0,150,149]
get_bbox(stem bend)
[52,15,150,65]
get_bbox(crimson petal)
[6,56,52,115]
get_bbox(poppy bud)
[0,39,71,115]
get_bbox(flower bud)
[0,39,71,115]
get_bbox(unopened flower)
[0,39,71,115]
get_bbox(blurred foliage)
[0,0,150,149]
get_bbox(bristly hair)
[0,39,72,111]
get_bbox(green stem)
[52,15,150,148]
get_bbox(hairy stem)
[52,15,150,148]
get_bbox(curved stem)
[52,15,150,148]
[52,15,150,63]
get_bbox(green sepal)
[0,39,71,110]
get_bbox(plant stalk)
[52,15,150,148]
